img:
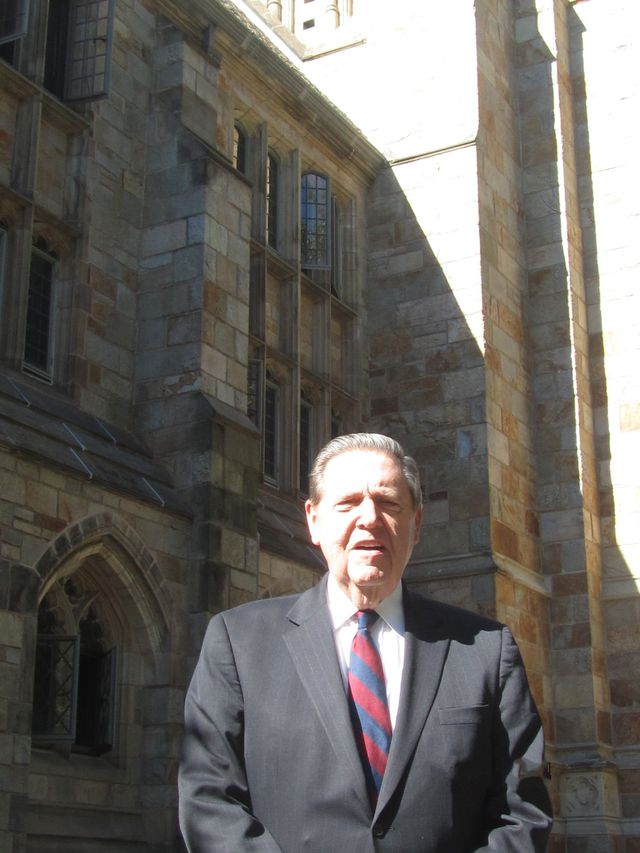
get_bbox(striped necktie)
[347,610,392,806]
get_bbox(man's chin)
[348,567,386,588]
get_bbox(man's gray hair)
[308,432,423,509]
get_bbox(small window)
[299,396,312,494]
[267,152,279,250]
[301,172,330,269]
[264,374,280,483]
[233,122,247,174]
[23,244,55,380]
[0,0,30,45]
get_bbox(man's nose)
[356,496,381,527]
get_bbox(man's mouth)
[354,543,385,551]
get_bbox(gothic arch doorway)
[26,513,179,853]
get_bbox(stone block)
[142,220,187,257]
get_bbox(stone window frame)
[31,513,174,771]
[0,198,78,387]
[248,127,361,498]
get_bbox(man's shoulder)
[213,579,323,630]
[403,584,505,639]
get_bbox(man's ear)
[413,504,423,544]
[305,499,321,546]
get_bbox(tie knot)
[356,609,379,631]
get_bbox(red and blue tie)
[348,610,392,806]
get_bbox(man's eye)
[335,500,355,510]
[380,500,401,511]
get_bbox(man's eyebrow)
[334,487,400,501]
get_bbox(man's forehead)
[323,449,404,486]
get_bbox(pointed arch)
[35,511,172,655]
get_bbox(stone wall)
[0,442,191,851]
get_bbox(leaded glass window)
[64,0,114,100]
[32,635,80,741]
[301,172,330,269]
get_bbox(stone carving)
[564,775,599,815]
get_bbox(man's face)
[305,450,422,608]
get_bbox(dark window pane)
[267,154,279,249]
[233,123,247,174]
[264,381,279,481]
[76,648,114,754]
[24,250,54,374]
[299,399,312,493]
[44,0,70,99]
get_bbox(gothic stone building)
[0,0,638,850]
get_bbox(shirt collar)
[326,573,405,635]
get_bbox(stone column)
[516,0,619,847]
[0,560,39,853]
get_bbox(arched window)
[301,172,330,269]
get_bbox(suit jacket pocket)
[437,704,489,725]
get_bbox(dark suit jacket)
[179,578,552,852]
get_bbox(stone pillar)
[266,0,283,23]
[0,560,39,853]
[516,0,619,847]
[324,0,340,30]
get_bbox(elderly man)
[179,433,552,851]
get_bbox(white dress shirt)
[326,574,405,729]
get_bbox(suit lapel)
[375,586,451,818]
[283,577,370,811]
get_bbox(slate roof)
[0,373,190,516]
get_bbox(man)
[179,433,552,851]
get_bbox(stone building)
[0,0,638,850]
